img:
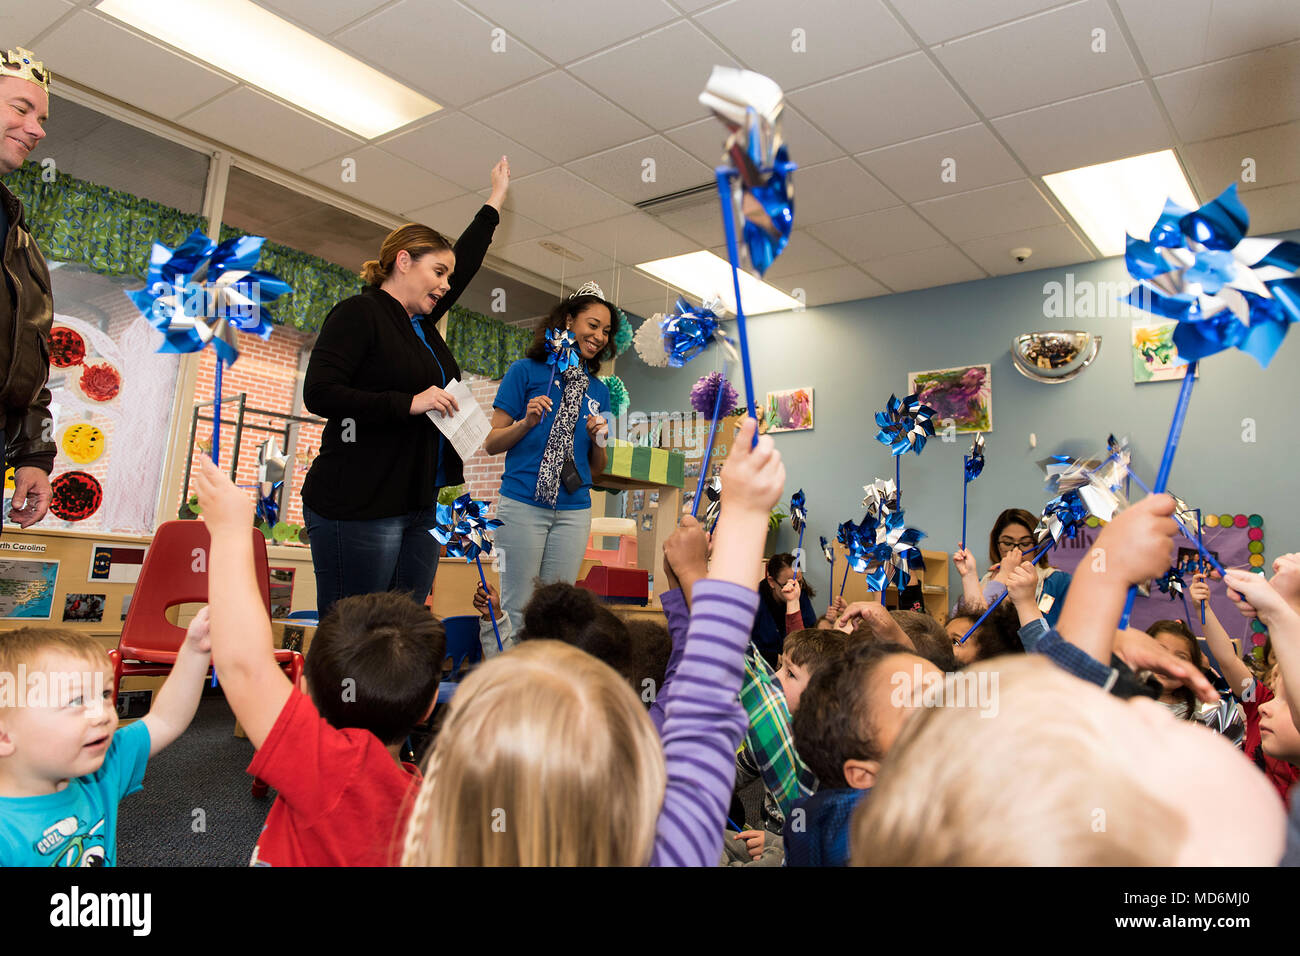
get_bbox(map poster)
[0,558,59,620]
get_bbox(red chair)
[108,520,303,798]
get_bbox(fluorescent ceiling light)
[1042,150,1197,258]
[96,0,440,139]
[635,251,802,316]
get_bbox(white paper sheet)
[426,378,492,461]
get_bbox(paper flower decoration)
[875,394,937,457]
[634,314,670,367]
[612,308,634,357]
[432,494,503,561]
[127,229,291,365]
[545,327,580,373]
[690,371,740,416]
[1124,184,1299,367]
[599,374,629,417]
[964,433,986,483]
[661,296,733,367]
[789,489,806,534]
[699,66,796,276]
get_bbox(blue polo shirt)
[493,358,610,511]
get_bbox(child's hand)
[1092,492,1178,586]
[1114,628,1218,704]
[1225,569,1300,629]
[473,582,500,620]
[1270,553,1300,610]
[825,594,847,623]
[952,548,977,579]
[993,547,1024,584]
[1188,572,1211,605]
[185,605,212,654]
[836,601,910,646]
[718,418,784,521]
[194,457,255,533]
[780,576,802,608]
[1005,561,1038,609]
[663,515,710,585]
[734,829,766,861]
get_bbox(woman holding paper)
[300,158,509,617]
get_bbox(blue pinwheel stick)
[716,167,759,446]
[432,495,505,651]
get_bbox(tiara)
[1,48,50,91]
[569,281,605,300]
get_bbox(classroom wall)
[614,229,1300,607]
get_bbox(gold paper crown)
[1,48,50,91]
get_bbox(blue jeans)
[304,505,440,620]
[493,496,592,638]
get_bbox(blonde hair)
[361,223,453,286]
[851,655,1187,866]
[401,641,666,866]
[0,628,108,694]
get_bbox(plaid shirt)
[738,644,816,817]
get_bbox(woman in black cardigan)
[301,158,508,617]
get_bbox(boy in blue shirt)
[0,615,212,865]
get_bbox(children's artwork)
[268,567,295,619]
[1132,321,1196,383]
[62,593,106,623]
[907,365,991,433]
[630,490,645,513]
[0,558,59,619]
[763,387,813,433]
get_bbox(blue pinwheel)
[432,494,506,650]
[661,296,733,368]
[879,510,927,593]
[1155,565,1196,625]
[835,519,857,597]
[126,229,291,465]
[820,534,834,597]
[846,517,893,594]
[961,432,985,550]
[875,394,936,509]
[789,489,807,557]
[256,481,283,528]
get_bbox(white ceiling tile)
[302,146,462,214]
[1117,0,1300,75]
[621,297,670,320]
[655,204,726,247]
[502,167,633,230]
[1239,180,1300,236]
[856,124,1023,202]
[665,108,843,167]
[613,266,678,305]
[1,0,73,47]
[914,179,1062,242]
[1155,43,1300,142]
[789,54,976,153]
[566,136,714,203]
[793,158,898,225]
[958,222,1093,275]
[467,71,652,163]
[498,233,614,282]
[404,192,488,230]
[808,206,947,262]
[563,213,701,265]
[39,11,237,120]
[693,0,915,90]
[993,82,1171,174]
[889,0,1070,45]
[462,0,678,63]
[182,87,363,171]
[380,112,550,191]
[760,230,848,278]
[1183,121,1300,195]
[568,21,738,131]
[254,0,389,35]
[768,265,889,306]
[861,245,987,292]
[933,0,1140,118]
[335,0,549,108]
[492,210,553,247]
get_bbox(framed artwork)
[1133,321,1196,383]
[907,365,991,433]
[763,388,813,433]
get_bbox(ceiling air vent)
[634,182,717,217]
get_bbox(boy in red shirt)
[195,458,444,866]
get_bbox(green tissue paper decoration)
[600,374,629,416]
[612,309,634,357]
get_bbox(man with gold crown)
[0,47,54,528]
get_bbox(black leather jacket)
[0,180,55,472]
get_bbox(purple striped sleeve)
[650,588,691,735]
[650,580,757,867]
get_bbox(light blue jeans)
[493,495,592,639]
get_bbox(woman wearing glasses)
[952,507,1072,628]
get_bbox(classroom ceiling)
[11,0,1300,317]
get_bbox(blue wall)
[615,230,1300,603]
